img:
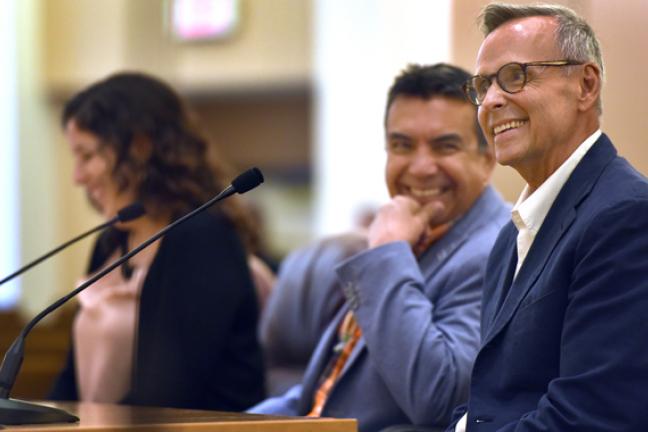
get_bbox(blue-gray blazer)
[251,186,510,432]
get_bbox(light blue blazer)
[251,187,509,432]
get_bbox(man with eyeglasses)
[449,3,648,431]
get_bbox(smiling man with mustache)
[250,63,509,431]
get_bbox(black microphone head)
[117,203,146,223]
[231,168,264,194]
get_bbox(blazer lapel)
[337,332,366,380]
[481,223,518,334]
[484,207,576,345]
[483,135,617,346]
[305,306,366,409]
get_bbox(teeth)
[410,188,442,198]
[493,120,527,135]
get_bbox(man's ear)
[578,63,601,112]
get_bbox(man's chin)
[494,145,525,168]
[413,198,451,226]
[428,213,452,229]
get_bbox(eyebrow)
[386,132,411,140]
[387,132,464,143]
[431,133,463,143]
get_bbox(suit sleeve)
[260,234,365,368]
[336,240,483,426]
[497,200,648,431]
[247,384,303,415]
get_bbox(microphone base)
[0,398,79,425]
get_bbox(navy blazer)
[460,134,648,431]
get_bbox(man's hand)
[368,195,446,251]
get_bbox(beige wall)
[452,0,648,202]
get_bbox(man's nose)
[480,80,507,111]
[409,148,439,176]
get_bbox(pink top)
[73,261,148,403]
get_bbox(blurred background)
[1,0,647,397]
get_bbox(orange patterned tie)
[307,311,362,417]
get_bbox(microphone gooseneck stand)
[0,168,263,425]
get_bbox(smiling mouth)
[407,187,444,199]
[493,120,528,136]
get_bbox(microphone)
[0,168,264,425]
[0,202,146,286]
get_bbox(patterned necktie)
[307,311,362,417]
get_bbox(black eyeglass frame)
[463,60,584,106]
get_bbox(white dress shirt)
[511,129,601,276]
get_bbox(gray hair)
[480,3,604,112]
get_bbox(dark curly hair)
[63,71,257,251]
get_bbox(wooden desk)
[2,402,357,431]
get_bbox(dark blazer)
[50,211,265,411]
[459,134,648,431]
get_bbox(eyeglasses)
[463,60,584,106]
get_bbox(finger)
[419,201,445,224]
[392,195,421,212]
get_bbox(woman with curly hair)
[49,72,265,411]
